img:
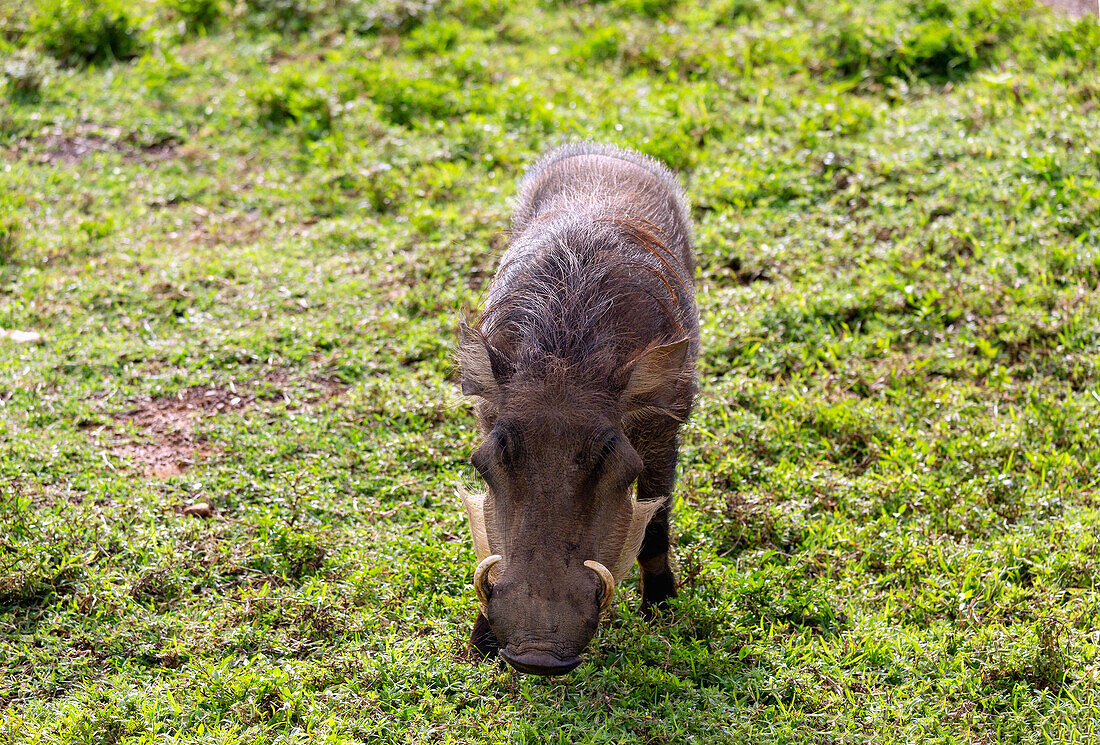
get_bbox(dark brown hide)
[459,143,698,675]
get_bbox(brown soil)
[111,435,211,479]
[261,369,347,406]
[8,124,178,166]
[107,375,346,478]
[109,386,256,478]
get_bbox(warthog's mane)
[475,204,694,391]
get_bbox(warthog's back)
[513,142,694,274]
[483,143,698,386]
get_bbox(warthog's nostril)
[500,649,583,676]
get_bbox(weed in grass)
[721,492,806,557]
[241,0,330,35]
[31,0,146,67]
[250,68,336,136]
[166,0,225,37]
[0,217,17,265]
[814,0,1026,86]
[2,50,57,103]
[568,25,624,67]
[243,0,441,36]
[613,0,677,20]
[404,18,464,55]
[445,0,508,27]
[1032,615,1069,689]
[1041,13,1100,60]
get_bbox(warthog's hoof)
[469,612,500,659]
[640,567,677,620]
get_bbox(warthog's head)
[457,322,687,675]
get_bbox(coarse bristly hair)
[457,144,700,665]
[473,142,698,399]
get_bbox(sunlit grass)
[1,0,1099,742]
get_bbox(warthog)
[457,142,698,676]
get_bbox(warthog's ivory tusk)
[457,484,492,563]
[584,560,616,615]
[473,554,502,615]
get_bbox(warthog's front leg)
[637,501,676,617]
[634,423,681,616]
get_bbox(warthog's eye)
[578,431,643,497]
[473,424,523,481]
[593,435,618,476]
[494,428,517,469]
[577,431,619,481]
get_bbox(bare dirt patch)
[8,124,179,166]
[109,386,256,478]
[110,434,211,479]
[185,208,270,248]
[261,369,347,407]
[106,376,346,478]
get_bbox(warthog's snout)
[499,649,583,676]
[475,554,612,676]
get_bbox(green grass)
[1,0,1099,741]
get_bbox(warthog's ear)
[620,338,691,410]
[458,322,510,399]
